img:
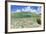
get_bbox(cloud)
[21,6,31,12]
[16,9,21,12]
[11,9,21,13]
[21,6,37,13]
[16,6,37,13]
[37,7,41,12]
[12,6,41,14]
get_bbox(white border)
[8,2,44,32]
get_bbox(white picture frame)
[5,1,45,33]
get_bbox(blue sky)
[11,5,41,14]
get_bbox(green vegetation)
[11,12,39,18]
[37,18,41,25]
[11,12,41,29]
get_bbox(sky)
[11,5,41,14]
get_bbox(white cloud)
[31,9,37,12]
[12,6,40,14]
[16,9,21,12]
[11,9,21,13]
[21,6,37,13]
[11,11,16,13]
[37,7,41,13]
[21,6,31,12]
